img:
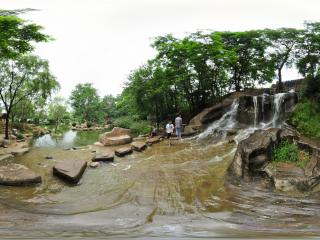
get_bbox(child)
[165,120,174,146]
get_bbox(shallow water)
[1,131,320,239]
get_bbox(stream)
[1,94,320,238]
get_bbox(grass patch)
[273,140,310,169]
[289,100,320,139]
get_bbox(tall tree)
[264,28,303,92]
[70,83,103,123]
[0,55,59,139]
[48,97,68,132]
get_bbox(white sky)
[1,0,320,97]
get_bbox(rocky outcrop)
[237,92,298,126]
[188,91,262,130]
[228,128,320,192]
[53,159,87,184]
[131,142,147,152]
[115,147,133,157]
[0,164,41,186]
[99,127,132,146]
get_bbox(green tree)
[264,28,303,92]
[0,14,49,60]
[70,83,103,124]
[220,30,274,91]
[48,97,68,132]
[0,55,59,139]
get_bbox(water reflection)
[32,130,102,148]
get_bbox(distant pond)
[31,129,104,148]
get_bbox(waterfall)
[272,93,286,127]
[197,99,239,139]
[253,96,258,127]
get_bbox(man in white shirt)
[165,120,174,146]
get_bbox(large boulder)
[53,159,87,184]
[0,164,41,186]
[99,127,132,146]
[227,128,320,192]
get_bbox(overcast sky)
[1,0,320,97]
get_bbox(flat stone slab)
[11,148,29,156]
[146,137,161,145]
[0,154,14,161]
[0,164,41,186]
[131,142,147,152]
[92,152,114,162]
[115,147,133,157]
[53,159,87,184]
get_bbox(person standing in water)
[165,119,174,146]
[175,113,183,140]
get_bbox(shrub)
[273,140,309,168]
[289,100,320,138]
[273,140,299,164]
[71,122,77,127]
[112,116,152,136]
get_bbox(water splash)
[197,99,239,140]
[272,93,286,127]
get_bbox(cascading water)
[253,96,258,128]
[197,99,239,140]
[272,93,286,127]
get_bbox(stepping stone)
[115,147,133,157]
[146,137,160,145]
[53,159,87,184]
[131,141,147,152]
[0,154,14,161]
[11,148,29,156]
[0,164,41,186]
[92,152,114,162]
[89,162,100,168]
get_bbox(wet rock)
[53,159,87,184]
[182,125,197,137]
[89,162,100,168]
[93,141,104,147]
[11,148,29,156]
[115,147,133,157]
[99,127,132,146]
[92,152,114,162]
[146,137,161,145]
[0,154,14,161]
[0,164,41,186]
[131,141,147,152]
[228,128,320,192]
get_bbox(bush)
[71,122,77,127]
[273,140,299,163]
[112,116,152,136]
[289,100,320,138]
[273,140,310,168]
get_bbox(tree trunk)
[277,68,283,93]
[5,114,10,140]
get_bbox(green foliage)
[273,140,299,163]
[289,100,320,138]
[48,97,68,132]
[273,140,310,168]
[112,116,152,136]
[70,83,104,124]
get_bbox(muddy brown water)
[1,131,320,239]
